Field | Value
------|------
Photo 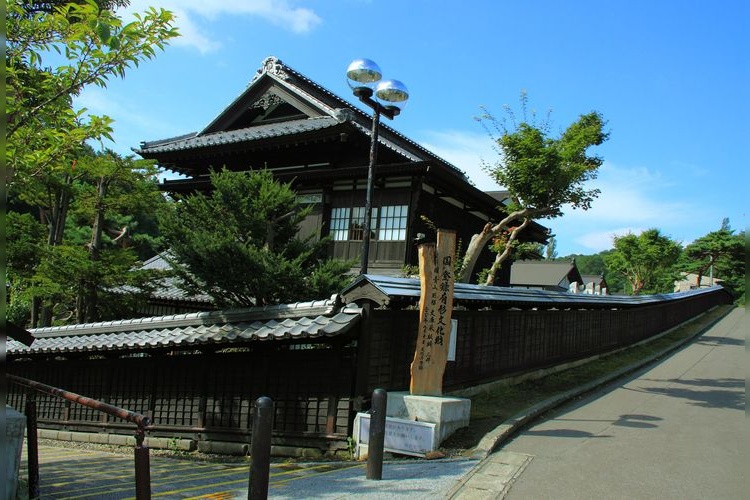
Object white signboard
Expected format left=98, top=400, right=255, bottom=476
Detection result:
left=356, top=413, right=436, bottom=457
left=296, top=193, right=323, bottom=204
left=447, top=319, right=458, bottom=361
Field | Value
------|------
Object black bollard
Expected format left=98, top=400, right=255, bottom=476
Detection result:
left=249, top=396, right=274, bottom=500
left=26, top=394, right=40, bottom=500
left=366, top=388, right=387, bottom=480
left=133, top=422, right=152, bottom=500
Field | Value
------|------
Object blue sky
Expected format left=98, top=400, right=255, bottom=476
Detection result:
left=76, top=0, right=749, bottom=256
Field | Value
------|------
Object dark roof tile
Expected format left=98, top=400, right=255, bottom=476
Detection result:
left=137, top=116, right=340, bottom=154
left=7, top=298, right=362, bottom=356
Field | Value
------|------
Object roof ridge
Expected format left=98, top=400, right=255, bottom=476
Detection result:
left=29, top=297, right=341, bottom=337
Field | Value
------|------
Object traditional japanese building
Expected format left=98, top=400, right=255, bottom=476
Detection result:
left=136, top=56, right=548, bottom=281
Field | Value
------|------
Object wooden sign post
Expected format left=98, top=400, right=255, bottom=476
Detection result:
left=410, top=229, right=456, bottom=396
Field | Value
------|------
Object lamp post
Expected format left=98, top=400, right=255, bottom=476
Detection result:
left=346, top=59, right=409, bottom=275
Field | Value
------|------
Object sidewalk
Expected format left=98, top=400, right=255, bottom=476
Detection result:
left=449, top=305, right=745, bottom=499
left=20, top=306, right=740, bottom=499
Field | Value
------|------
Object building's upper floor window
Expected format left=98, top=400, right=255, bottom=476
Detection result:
left=330, top=205, right=408, bottom=241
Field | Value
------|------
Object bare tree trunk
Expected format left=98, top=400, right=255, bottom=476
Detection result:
left=457, top=207, right=546, bottom=283
left=457, top=223, right=495, bottom=283
left=76, top=280, right=86, bottom=324
left=695, top=256, right=714, bottom=288
left=34, top=175, right=74, bottom=327
left=30, top=297, right=41, bottom=328
left=83, top=176, right=109, bottom=323
left=483, top=218, right=531, bottom=285
left=46, top=174, right=73, bottom=246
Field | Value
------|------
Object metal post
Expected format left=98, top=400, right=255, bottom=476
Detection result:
left=360, top=108, right=381, bottom=275
left=249, top=396, right=274, bottom=500
left=26, top=393, right=40, bottom=499
left=133, top=425, right=151, bottom=500
left=366, top=388, right=387, bottom=480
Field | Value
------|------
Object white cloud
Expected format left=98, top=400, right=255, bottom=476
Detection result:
left=121, top=0, right=321, bottom=54
left=573, top=227, right=646, bottom=253
left=73, top=88, right=182, bottom=156
left=560, top=162, right=690, bottom=224
left=549, top=162, right=698, bottom=254
left=74, top=88, right=170, bottom=133
left=417, top=130, right=501, bottom=192
left=167, top=8, right=222, bottom=54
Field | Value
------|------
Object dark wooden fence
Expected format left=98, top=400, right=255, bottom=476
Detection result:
left=359, top=286, right=732, bottom=393
left=7, top=343, right=357, bottom=455
left=7, top=285, right=731, bottom=455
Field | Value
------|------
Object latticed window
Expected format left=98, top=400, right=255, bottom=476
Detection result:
left=330, top=205, right=408, bottom=241
left=378, top=205, right=408, bottom=241
left=349, top=207, right=377, bottom=241
left=330, top=207, right=350, bottom=241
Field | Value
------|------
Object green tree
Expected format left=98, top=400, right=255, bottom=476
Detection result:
left=7, top=0, right=177, bottom=186
left=604, top=229, right=682, bottom=295
left=6, top=0, right=177, bottom=139
left=6, top=212, right=47, bottom=324
left=545, top=236, right=558, bottom=260
left=10, top=150, right=167, bottom=326
left=6, top=0, right=177, bottom=325
left=681, top=219, right=745, bottom=298
left=458, top=94, right=609, bottom=284
left=158, top=169, right=353, bottom=307
left=67, top=150, right=166, bottom=322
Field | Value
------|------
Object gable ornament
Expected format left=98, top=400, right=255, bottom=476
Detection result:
left=252, top=56, right=291, bottom=83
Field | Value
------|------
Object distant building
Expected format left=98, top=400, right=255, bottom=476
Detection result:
left=581, top=274, right=609, bottom=295
left=126, top=254, right=215, bottom=316
left=509, top=260, right=584, bottom=293
left=674, top=272, right=722, bottom=292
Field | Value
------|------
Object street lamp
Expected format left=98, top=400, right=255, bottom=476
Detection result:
left=346, top=59, right=409, bottom=275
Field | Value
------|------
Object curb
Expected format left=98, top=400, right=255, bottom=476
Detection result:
left=445, top=305, right=733, bottom=497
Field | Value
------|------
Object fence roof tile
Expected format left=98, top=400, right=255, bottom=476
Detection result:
left=8, top=297, right=362, bottom=356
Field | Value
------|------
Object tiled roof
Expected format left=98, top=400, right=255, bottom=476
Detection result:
left=340, top=274, right=725, bottom=309
left=349, top=121, right=421, bottom=162
left=510, top=260, right=581, bottom=287
left=137, top=116, right=340, bottom=154
left=136, top=56, right=468, bottom=179
left=243, top=57, right=466, bottom=176
left=581, top=274, right=607, bottom=285
left=7, top=299, right=363, bottom=356
left=112, top=254, right=213, bottom=304
left=137, top=254, right=213, bottom=304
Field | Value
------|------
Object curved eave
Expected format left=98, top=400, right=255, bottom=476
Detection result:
left=7, top=304, right=363, bottom=358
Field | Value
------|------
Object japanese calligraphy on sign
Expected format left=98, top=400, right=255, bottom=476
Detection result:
left=410, top=229, right=456, bottom=396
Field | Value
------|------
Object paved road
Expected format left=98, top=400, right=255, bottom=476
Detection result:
left=501, top=307, right=747, bottom=500
left=20, top=444, right=476, bottom=499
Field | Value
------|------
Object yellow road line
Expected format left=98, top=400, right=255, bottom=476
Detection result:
left=40, top=459, right=242, bottom=482
left=186, top=492, right=236, bottom=500
left=144, top=477, right=249, bottom=498
left=56, top=465, right=249, bottom=499
left=137, top=463, right=358, bottom=499
left=148, top=465, right=248, bottom=485
left=271, top=463, right=364, bottom=487
left=29, top=445, right=365, bottom=500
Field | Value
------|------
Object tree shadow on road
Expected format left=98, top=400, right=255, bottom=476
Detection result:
left=636, top=378, right=744, bottom=411
left=523, top=428, right=613, bottom=438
